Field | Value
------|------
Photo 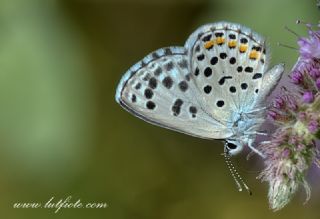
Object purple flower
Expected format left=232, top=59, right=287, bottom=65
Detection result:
left=273, top=96, right=285, bottom=109
left=298, top=112, right=306, bottom=121
left=267, top=110, right=278, bottom=120
left=302, top=91, right=314, bottom=103
left=308, top=120, right=318, bottom=133
left=282, top=148, right=291, bottom=158
left=291, top=70, right=303, bottom=84
left=298, top=31, right=320, bottom=60
left=286, top=96, right=298, bottom=111
left=259, top=18, right=320, bottom=211
left=316, top=78, right=320, bottom=89
left=258, top=130, right=317, bottom=211
left=308, top=68, right=320, bottom=79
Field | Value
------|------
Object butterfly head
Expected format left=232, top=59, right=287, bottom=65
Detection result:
left=224, top=139, right=244, bottom=156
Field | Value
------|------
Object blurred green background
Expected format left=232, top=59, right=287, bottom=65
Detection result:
left=0, top=0, right=319, bottom=218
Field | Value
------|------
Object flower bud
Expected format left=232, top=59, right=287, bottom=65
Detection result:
left=302, top=91, right=314, bottom=103
left=308, top=120, right=319, bottom=133
left=291, top=71, right=303, bottom=84
left=316, top=78, right=320, bottom=89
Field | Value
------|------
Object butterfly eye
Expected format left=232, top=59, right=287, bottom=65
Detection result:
left=227, top=142, right=237, bottom=150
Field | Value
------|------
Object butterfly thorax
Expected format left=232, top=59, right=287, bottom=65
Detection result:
left=225, top=109, right=265, bottom=155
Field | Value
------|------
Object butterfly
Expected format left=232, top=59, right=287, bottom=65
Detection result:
left=115, top=21, right=284, bottom=158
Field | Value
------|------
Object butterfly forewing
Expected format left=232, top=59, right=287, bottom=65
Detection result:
left=116, top=47, right=233, bottom=139
left=185, top=22, right=269, bottom=125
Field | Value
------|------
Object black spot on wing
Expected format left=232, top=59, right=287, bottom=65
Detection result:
left=204, top=67, right=212, bottom=77
left=141, top=60, right=147, bottom=67
left=172, top=99, right=183, bottom=116
left=135, top=83, right=141, bottom=90
left=154, top=67, right=162, bottom=76
left=197, top=32, right=204, bottom=39
left=216, top=100, right=225, bottom=107
left=202, top=34, right=212, bottom=42
left=203, top=85, right=212, bottom=94
left=229, top=86, right=236, bottom=93
left=252, top=73, right=262, bottom=79
left=220, top=53, right=227, bottom=59
left=195, top=44, right=200, bottom=52
left=197, top=54, right=205, bottom=61
left=241, top=83, right=248, bottom=90
left=178, top=59, right=188, bottom=69
left=229, top=34, right=236, bottom=39
left=229, top=57, right=236, bottom=64
left=211, top=57, right=218, bottom=65
left=252, top=46, right=262, bottom=51
left=144, top=88, right=153, bottom=99
left=152, top=52, right=160, bottom=59
left=178, top=81, right=188, bottom=92
left=162, top=76, right=173, bottom=89
left=215, top=32, right=224, bottom=37
left=164, top=48, right=173, bottom=56
left=131, top=94, right=136, bottom=103
left=218, top=76, right=232, bottom=85
left=240, top=38, right=248, bottom=44
left=189, top=106, right=197, bottom=118
left=143, top=73, right=151, bottom=81
left=237, top=66, right=243, bottom=72
left=148, top=77, right=157, bottom=89
left=165, top=62, right=174, bottom=71
left=146, top=101, right=156, bottom=110
left=185, top=73, right=191, bottom=81
left=245, top=67, right=253, bottom=73
left=194, top=67, right=200, bottom=76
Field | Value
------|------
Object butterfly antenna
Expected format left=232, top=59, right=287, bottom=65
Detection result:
left=284, top=25, right=301, bottom=38
left=296, top=19, right=315, bottom=28
left=296, top=19, right=320, bottom=37
left=223, top=150, right=252, bottom=195
left=277, top=42, right=298, bottom=50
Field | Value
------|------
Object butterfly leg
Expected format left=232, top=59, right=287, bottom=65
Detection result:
left=244, top=130, right=268, bottom=136
left=246, top=107, right=267, bottom=114
left=247, top=138, right=266, bottom=158
left=247, top=140, right=271, bottom=160
left=246, top=151, right=255, bottom=160
left=259, top=140, right=271, bottom=145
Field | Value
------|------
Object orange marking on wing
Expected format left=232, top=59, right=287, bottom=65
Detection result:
left=204, top=40, right=215, bottom=49
left=239, top=44, right=248, bottom=53
left=249, top=50, right=260, bottom=59
left=228, top=40, right=237, bottom=48
left=216, top=37, right=225, bottom=45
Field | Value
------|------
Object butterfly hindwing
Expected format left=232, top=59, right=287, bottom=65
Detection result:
left=116, top=47, right=233, bottom=139
left=116, top=47, right=235, bottom=139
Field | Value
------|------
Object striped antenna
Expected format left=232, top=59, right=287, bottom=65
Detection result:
left=224, top=146, right=252, bottom=195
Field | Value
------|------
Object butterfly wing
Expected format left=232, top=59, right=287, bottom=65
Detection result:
left=185, top=22, right=282, bottom=125
left=115, top=47, right=233, bottom=139
left=256, top=63, right=284, bottom=105
left=116, top=22, right=283, bottom=140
